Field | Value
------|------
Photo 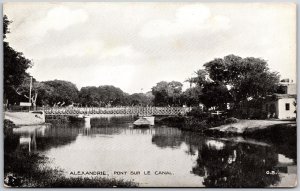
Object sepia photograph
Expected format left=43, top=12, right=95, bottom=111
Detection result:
left=3, top=2, right=297, bottom=188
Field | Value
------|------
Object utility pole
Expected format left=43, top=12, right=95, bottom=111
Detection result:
left=29, top=76, right=32, bottom=110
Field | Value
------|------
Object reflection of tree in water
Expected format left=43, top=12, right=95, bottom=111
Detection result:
left=151, top=126, right=183, bottom=149
left=91, top=116, right=135, bottom=128
left=192, top=140, right=280, bottom=187
left=151, top=126, right=205, bottom=154
left=35, top=127, right=79, bottom=151
left=4, top=129, right=20, bottom=154
left=245, top=125, right=297, bottom=164
left=37, top=116, right=136, bottom=150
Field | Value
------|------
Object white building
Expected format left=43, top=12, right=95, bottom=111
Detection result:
left=262, top=82, right=296, bottom=120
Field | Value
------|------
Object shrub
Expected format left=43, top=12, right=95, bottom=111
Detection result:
left=183, top=117, right=211, bottom=132
left=251, top=111, right=268, bottom=119
left=187, top=107, right=210, bottom=120
left=4, top=119, right=19, bottom=137
left=155, top=116, right=185, bottom=127
left=224, top=117, right=239, bottom=124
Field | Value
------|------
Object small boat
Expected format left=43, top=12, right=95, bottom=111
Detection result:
left=133, top=117, right=151, bottom=128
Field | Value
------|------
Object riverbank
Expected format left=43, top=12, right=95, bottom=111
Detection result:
left=5, top=111, right=45, bottom=126
left=155, top=115, right=296, bottom=140
left=205, top=119, right=296, bottom=135
left=155, top=115, right=235, bottom=133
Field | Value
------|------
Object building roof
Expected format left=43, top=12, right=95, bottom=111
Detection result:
left=265, top=94, right=296, bottom=101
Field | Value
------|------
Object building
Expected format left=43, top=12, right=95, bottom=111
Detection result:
left=262, top=81, right=296, bottom=119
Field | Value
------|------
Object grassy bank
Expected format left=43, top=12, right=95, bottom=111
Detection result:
left=4, top=119, right=138, bottom=188
left=155, top=110, right=238, bottom=133
left=205, top=119, right=296, bottom=135
left=155, top=106, right=296, bottom=136
left=5, top=147, right=138, bottom=188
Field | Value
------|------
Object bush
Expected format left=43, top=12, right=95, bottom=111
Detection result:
left=183, top=117, right=211, bottom=132
left=155, top=116, right=185, bottom=127
left=187, top=107, right=210, bottom=120
left=251, top=111, right=268, bottom=119
left=224, top=117, right=239, bottom=124
left=4, top=119, right=19, bottom=136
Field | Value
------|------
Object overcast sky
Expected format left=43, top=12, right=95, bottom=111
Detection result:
left=4, top=2, right=296, bottom=94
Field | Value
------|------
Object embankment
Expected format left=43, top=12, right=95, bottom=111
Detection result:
left=4, top=111, right=45, bottom=126
left=206, top=119, right=295, bottom=135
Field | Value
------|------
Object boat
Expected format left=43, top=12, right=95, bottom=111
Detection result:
left=133, top=117, right=151, bottom=128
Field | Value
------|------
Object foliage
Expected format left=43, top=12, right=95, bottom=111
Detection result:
left=204, top=55, right=280, bottom=104
left=79, top=85, right=128, bottom=107
left=40, top=80, right=79, bottom=106
left=151, top=81, right=183, bottom=106
left=224, top=117, right=239, bottom=124
left=183, top=118, right=210, bottom=132
left=200, top=82, right=232, bottom=110
left=3, top=15, right=11, bottom=39
left=4, top=15, right=33, bottom=104
left=185, top=55, right=280, bottom=110
left=4, top=151, right=137, bottom=188
left=42, top=177, right=138, bottom=188
left=127, top=93, right=153, bottom=106
left=155, top=116, right=186, bottom=127
left=186, top=107, right=210, bottom=119
left=181, top=87, right=202, bottom=107
left=4, top=119, right=19, bottom=137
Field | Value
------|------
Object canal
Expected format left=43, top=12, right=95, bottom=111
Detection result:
left=5, top=115, right=297, bottom=187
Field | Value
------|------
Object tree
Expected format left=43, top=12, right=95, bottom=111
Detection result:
left=152, top=81, right=169, bottom=106
left=151, top=81, right=183, bottom=106
left=128, top=93, right=153, bottom=106
left=79, top=86, right=101, bottom=106
left=168, top=81, right=183, bottom=105
left=203, top=55, right=280, bottom=105
left=14, top=77, right=40, bottom=109
left=4, top=15, right=33, bottom=104
left=185, top=69, right=209, bottom=88
left=182, top=87, right=202, bottom=107
left=78, top=85, right=129, bottom=107
left=97, top=85, right=127, bottom=106
left=3, top=15, right=11, bottom=39
left=41, top=80, right=79, bottom=106
left=200, top=82, right=232, bottom=110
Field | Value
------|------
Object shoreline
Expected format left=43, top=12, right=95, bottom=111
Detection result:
left=155, top=116, right=296, bottom=138
left=206, top=119, right=296, bottom=135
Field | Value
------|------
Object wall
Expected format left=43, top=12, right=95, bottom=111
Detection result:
left=278, top=98, right=296, bottom=119
left=287, top=84, right=297, bottom=94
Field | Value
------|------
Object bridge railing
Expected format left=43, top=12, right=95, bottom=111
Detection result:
left=40, top=106, right=191, bottom=116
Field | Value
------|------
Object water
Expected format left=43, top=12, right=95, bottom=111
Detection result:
left=6, top=116, right=297, bottom=187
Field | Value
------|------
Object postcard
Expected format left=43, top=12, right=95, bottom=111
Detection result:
left=3, top=2, right=297, bottom=188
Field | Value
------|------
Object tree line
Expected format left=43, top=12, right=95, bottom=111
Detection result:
left=4, top=15, right=280, bottom=110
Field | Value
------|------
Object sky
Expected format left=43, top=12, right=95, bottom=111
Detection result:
left=4, top=2, right=296, bottom=94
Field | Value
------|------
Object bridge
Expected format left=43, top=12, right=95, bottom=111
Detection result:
left=42, top=106, right=190, bottom=116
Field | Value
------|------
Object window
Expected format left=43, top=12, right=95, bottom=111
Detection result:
left=285, top=103, right=290, bottom=111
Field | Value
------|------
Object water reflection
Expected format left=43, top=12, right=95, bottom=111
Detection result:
left=5, top=115, right=297, bottom=187
left=12, top=125, right=50, bottom=153
left=193, top=140, right=281, bottom=187
left=151, top=126, right=182, bottom=149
